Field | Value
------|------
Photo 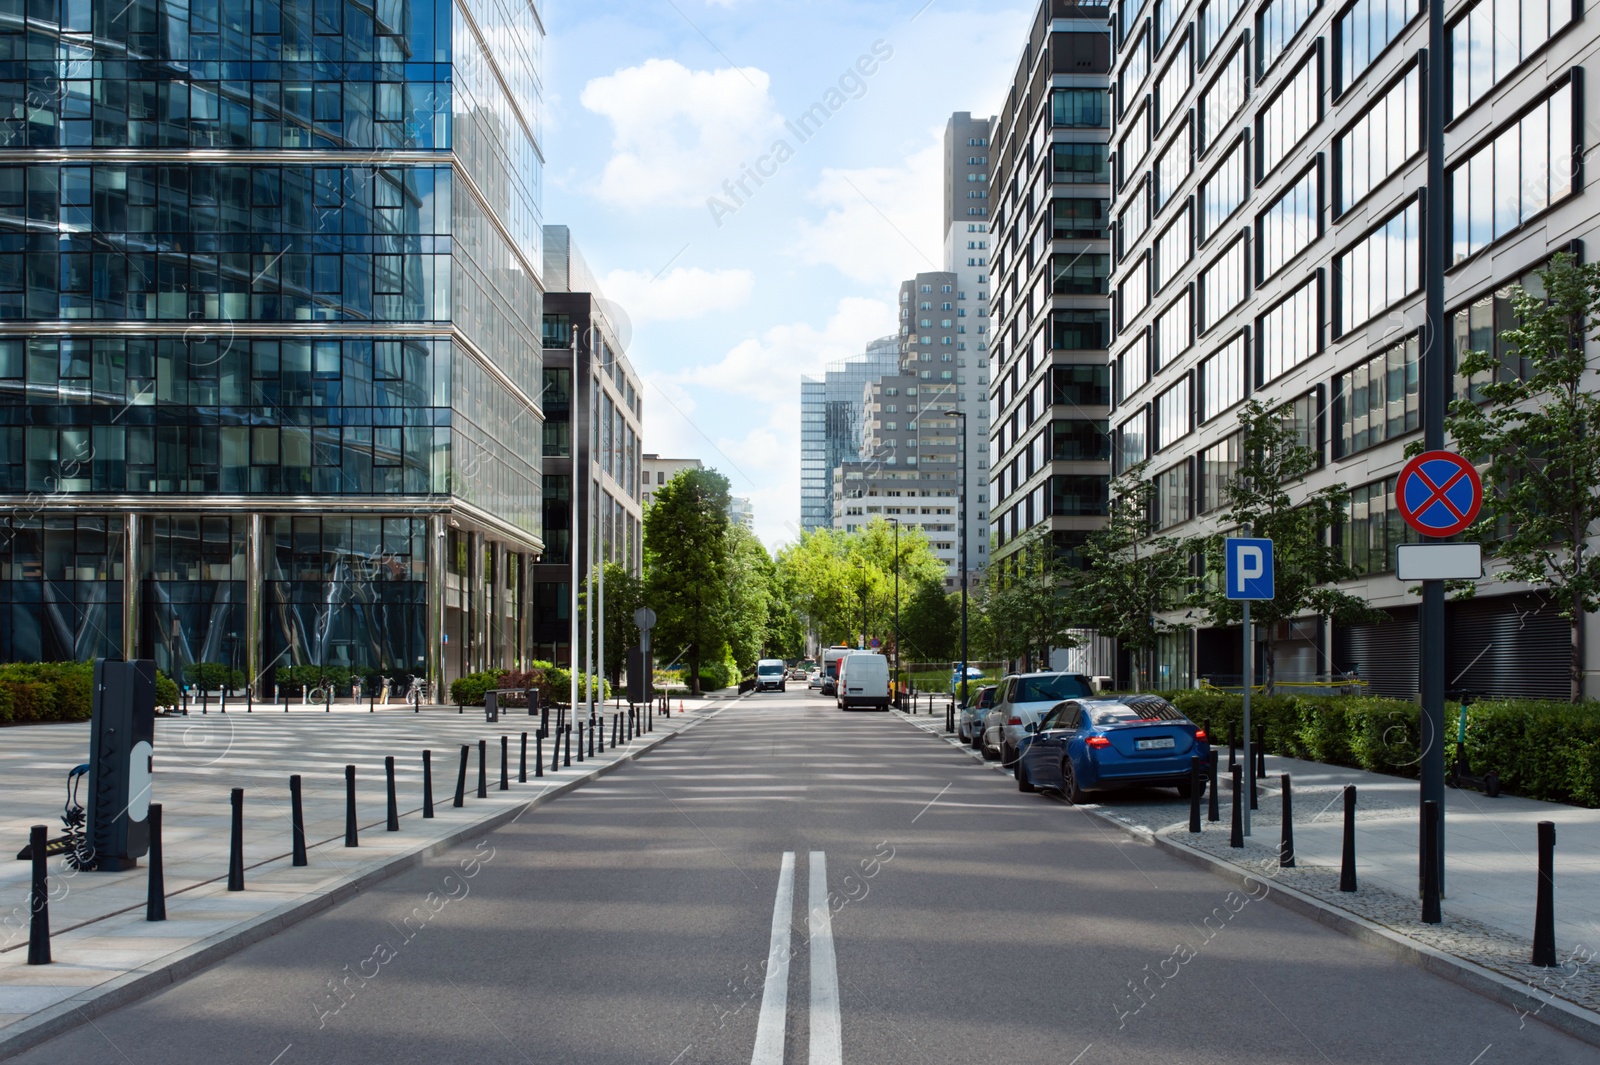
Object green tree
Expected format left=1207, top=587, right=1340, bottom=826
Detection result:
left=978, top=526, right=1079, bottom=669
left=1447, top=253, right=1600, bottom=701
left=900, top=579, right=959, bottom=663
left=1076, top=464, right=1193, bottom=691
left=726, top=524, right=774, bottom=672
left=777, top=519, right=947, bottom=649
left=593, top=561, right=644, bottom=687
left=1192, top=399, right=1376, bottom=691
left=764, top=562, right=807, bottom=659
left=644, top=467, right=732, bottom=695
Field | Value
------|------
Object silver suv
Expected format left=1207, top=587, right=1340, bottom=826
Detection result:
left=981, top=671, right=1096, bottom=765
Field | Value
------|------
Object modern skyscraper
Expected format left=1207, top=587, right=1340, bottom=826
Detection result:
left=799, top=337, right=900, bottom=532
left=0, top=2, right=547, bottom=697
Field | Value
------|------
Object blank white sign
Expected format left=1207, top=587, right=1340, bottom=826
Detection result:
left=1396, top=543, right=1483, bottom=581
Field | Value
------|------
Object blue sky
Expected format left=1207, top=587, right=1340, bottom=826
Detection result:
left=540, top=0, right=1036, bottom=548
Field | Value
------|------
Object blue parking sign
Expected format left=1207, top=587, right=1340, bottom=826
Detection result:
left=1225, top=538, right=1274, bottom=600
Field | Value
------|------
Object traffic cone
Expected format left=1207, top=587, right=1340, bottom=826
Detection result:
left=678, top=697, right=684, bottom=713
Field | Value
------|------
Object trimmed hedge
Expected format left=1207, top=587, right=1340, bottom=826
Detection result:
left=449, top=666, right=605, bottom=707
left=1143, top=690, right=1600, bottom=808
left=0, top=661, right=179, bottom=724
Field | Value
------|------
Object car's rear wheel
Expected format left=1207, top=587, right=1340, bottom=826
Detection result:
left=980, top=731, right=998, bottom=760
left=1000, top=742, right=1018, bottom=768
left=1061, top=757, right=1088, bottom=804
left=1175, top=778, right=1194, bottom=799
left=1016, top=755, right=1037, bottom=793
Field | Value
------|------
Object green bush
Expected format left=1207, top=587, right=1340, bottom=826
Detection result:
left=276, top=664, right=354, bottom=695
left=450, top=670, right=507, bottom=706
left=184, top=661, right=246, bottom=692
left=698, top=658, right=738, bottom=692
left=3, top=680, right=56, bottom=722
left=155, top=670, right=179, bottom=710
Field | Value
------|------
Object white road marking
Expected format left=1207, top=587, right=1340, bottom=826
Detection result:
left=808, top=851, right=843, bottom=1065
left=750, top=852, right=796, bottom=1065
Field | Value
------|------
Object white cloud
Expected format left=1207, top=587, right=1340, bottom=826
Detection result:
left=674, top=296, right=895, bottom=404
left=598, top=266, right=755, bottom=323
left=791, top=137, right=945, bottom=286
left=580, top=59, right=787, bottom=209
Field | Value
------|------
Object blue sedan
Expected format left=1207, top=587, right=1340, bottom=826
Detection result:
left=1014, top=696, right=1210, bottom=803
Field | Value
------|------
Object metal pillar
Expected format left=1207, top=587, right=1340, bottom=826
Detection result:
left=246, top=513, right=263, bottom=697
left=122, top=512, right=142, bottom=662
left=427, top=514, right=447, bottom=701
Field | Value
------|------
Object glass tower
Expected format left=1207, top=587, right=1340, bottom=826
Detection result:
left=0, top=0, right=546, bottom=695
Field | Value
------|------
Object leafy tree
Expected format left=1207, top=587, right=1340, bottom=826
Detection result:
left=777, top=519, right=947, bottom=649
left=1446, top=253, right=1600, bottom=701
left=900, top=579, right=959, bottom=664
left=726, top=524, right=774, bottom=672
left=644, top=467, right=732, bottom=694
left=591, top=561, right=643, bottom=687
left=1075, top=463, right=1193, bottom=691
left=1192, top=399, right=1377, bottom=691
left=764, top=562, right=807, bottom=659
left=977, top=526, right=1079, bottom=669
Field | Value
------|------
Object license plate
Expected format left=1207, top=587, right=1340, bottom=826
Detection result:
left=1136, top=737, right=1176, bottom=750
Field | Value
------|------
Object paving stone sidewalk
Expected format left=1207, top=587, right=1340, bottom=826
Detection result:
left=0, top=696, right=721, bottom=1051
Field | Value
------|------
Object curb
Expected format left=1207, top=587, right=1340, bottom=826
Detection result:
left=886, top=709, right=1600, bottom=1049
left=0, top=704, right=728, bottom=1062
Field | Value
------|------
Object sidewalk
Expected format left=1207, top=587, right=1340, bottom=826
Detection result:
left=0, top=697, right=723, bottom=1059
left=890, top=708, right=1600, bottom=1031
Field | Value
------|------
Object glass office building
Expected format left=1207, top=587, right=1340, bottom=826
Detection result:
left=0, top=0, right=546, bottom=694
left=799, top=337, right=900, bottom=532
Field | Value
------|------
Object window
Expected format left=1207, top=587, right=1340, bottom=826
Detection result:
left=1199, top=235, right=1247, bottom=330
left=1154, top=120, right=1193, bottom=210
left=1055, top=364, right=1112, bottom=406
left=1199, top=331, right=1247, bottom=421
left=1450, top=0, right=1574, bottom=118
left=1199, top=137, right=1248, bottom=239
left=1199, top=40, right=1249, bottom=151
left=1155, top=460, right=1192, bottom=528
left=1117, top=407, right=1149, bottom=474
left=1449, top=80, right=1576, bottom=265
left=1336, top=197, right=1419, bottom=333
left=1118, top=178, right=1150, bottom=258
left=1121, top=26, right=1152, bottom=107
left=1053, top=310, right=1112, bottom=349
left=1335, top=62, right=1420, bottom=214
left=1155, top=0, right=1183, bottom=47
left=1257, top=273, right=1320, bottom=384
left=1257, top=0, right=1321, bottom=77
left=1117, top=331, right=1151, bottom=402
left=1155, top=34, right=1193, bottom=131
left=1052, top=419, right=1112, bottom=460
left=1120, top=254, right=1151, bottom=324
left=1053, top=253, right=1111, bottom=294
left=1336, top=0, right=1421, bottom=94
left=1053, top=476, right=1112, bottom=516
left=1199, top=430, right=1243, bottom=512
left=1333, top=334, right=1419, bottom=457
left=1155, top=288, right=1194, bottom=369
left=1257, top=49, right=1321, bottom=178
left=1154, top=204, right=1192, bottom=291
left=1256, top=161, right=1320, bottom=282
left=1054, top=88, right=1109, bottom=126
left=1452, top=268, right=1545, bottom=402
left=1341, top=476, right=1420, bottom=575
left=1055, top=142, right=1112, bottom=184
left=1056, top=198, right=1111, bottom=238
left=1198, top=0, right=1247, bottom=60
left=1155, top=376, right=1192, bottom=449
left=1118, top=105, right=1151, bottom=187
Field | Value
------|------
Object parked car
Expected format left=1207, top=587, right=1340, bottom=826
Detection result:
left=1014, top=695, right=1210, bottom=802
left=836, top=652, right=890, bottom=710
left=807, top=670, right=823, bottom=689
left=981, top=672, right=1096, bottom=765
left=754, top=658, right=787, bottom=692
left=957, top=685, right=997, bottom=746
left=820, top=646, right=852, bottom=696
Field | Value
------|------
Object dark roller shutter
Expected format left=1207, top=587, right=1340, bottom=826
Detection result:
left=1446, top=593, right=1569, bottom=700
left=1334, top=607, right=1418, bottom=698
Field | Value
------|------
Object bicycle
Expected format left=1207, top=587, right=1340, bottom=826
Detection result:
left=308, top=684, right=332, bottom=706
left=406, top=676, right=428, bottom=709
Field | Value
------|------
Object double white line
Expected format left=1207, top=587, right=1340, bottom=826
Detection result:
left=751, top=851, right=841, bottom=1065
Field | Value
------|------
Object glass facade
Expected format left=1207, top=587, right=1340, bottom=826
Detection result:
left=0, top=0, right=548, bottom=688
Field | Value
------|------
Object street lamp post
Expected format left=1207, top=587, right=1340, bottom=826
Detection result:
left=886, top=517, right=900, bottom=706
left=944, top=408, right=969, bottom=714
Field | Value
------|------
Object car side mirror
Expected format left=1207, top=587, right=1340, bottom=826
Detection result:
left=1023, top=722, right=1037, bottom=734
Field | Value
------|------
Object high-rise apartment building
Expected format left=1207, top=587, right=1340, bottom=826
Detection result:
left=532, top=227, right=643, bottom=666
left=1106, top=0, right=1594, bottom=696
left=988, top=4, right=1116, bottom=575
left=0, top=1, right=547, bottom=696
left=799, top=338, right=900, bottom=532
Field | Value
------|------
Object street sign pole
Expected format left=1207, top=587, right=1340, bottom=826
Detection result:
left=1241, top=598, right=1252, bottom=838
left=1225, top=537, right=1274, bottom=840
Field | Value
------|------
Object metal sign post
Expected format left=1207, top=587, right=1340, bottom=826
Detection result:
left=634, top=607, right=656, bottom=708
left=1225, top=537, right=1274, bottom=838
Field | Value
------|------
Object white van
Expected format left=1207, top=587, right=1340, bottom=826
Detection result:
left=836, top=652, right=890, bottom=710
left=820, top=646, right=852, bottom=696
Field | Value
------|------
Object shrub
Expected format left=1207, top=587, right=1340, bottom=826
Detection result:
left=184, top=661, right=246, bottom=692
left=3, top=680, right=56, bottom=722
left=450, top=670, right=507, bottom=707
left=155, top=670, right=179, bottom=710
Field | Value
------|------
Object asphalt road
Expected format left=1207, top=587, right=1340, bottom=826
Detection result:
left=14, top=689, right=1595, bottom=1064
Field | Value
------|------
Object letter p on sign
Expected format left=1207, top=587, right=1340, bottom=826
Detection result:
left=1225, top=537, right=1274, bottom=601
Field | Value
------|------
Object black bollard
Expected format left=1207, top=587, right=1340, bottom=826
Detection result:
left=1421, top=799, right=1441, bottom=923
left=536, top=732, right=545, bottom=777
left=1279, top=773, right=1295, bottom=868
left=596, top=715, right=603, bottom=754
left=564, top=725, right=572, bottom=767
left=1188, top=756, right=1201, bottom=833
left=344, top=766, right=359, bottom=847
left=423, top=751, right=435, bottom=818
left=290, top=774, right=308, bottom=865
left=477, top=739, right=488, bottom=798
left=27, top=824, right=49, bottom=964
left=1229, top=765, right=1243, bottom=848
left=146, top=803, right=167, bottom=921
left=385, top=756, right=399, bottom=831
left=1340, top=785, right=1358, bottom=891
left=454, top=744, right=468, bottom=807
left=1256, top=724, right=1267, bottom=779
left=519, top=733, right=528, bottom=783
left=576, top=722, right=584, bottom=763
left=1228, top=727, right=1236, bottom=770
left=627, top=708, right=634, bottom=741
left=613, top=713, right=620, bottom=748
left=590, top=717, right=597, bottom=755
left=500, top=735, right=509, bottom=791
left=1249, top=751, right=1258, bottom=811
left=228, top=787, right=245, bottom=890
left=1208, top=750, right=1220, bottom=823
left=1533, top=820, right=1557, bottom=966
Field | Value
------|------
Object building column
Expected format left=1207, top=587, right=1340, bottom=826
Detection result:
left=469, top=530, right=486, bottom=673
left=122, top=512, right=141, bottom=662
left=427, top=514, right=446, bottom=698
left=246, top=513, right=264, bottom=696
left=492, top=540, right=508, bottom=670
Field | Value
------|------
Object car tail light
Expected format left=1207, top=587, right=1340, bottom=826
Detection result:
left=1194, top=729, right=1208, bottom=741
left=1085, top=736, right=1111, bottom=748
left=1006, top=716, right=1024, bottom=726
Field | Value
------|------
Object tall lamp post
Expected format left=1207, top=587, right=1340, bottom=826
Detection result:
left=886, top=517, right=900, bottom=705
left=944, top=408, right=969, bottom=714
